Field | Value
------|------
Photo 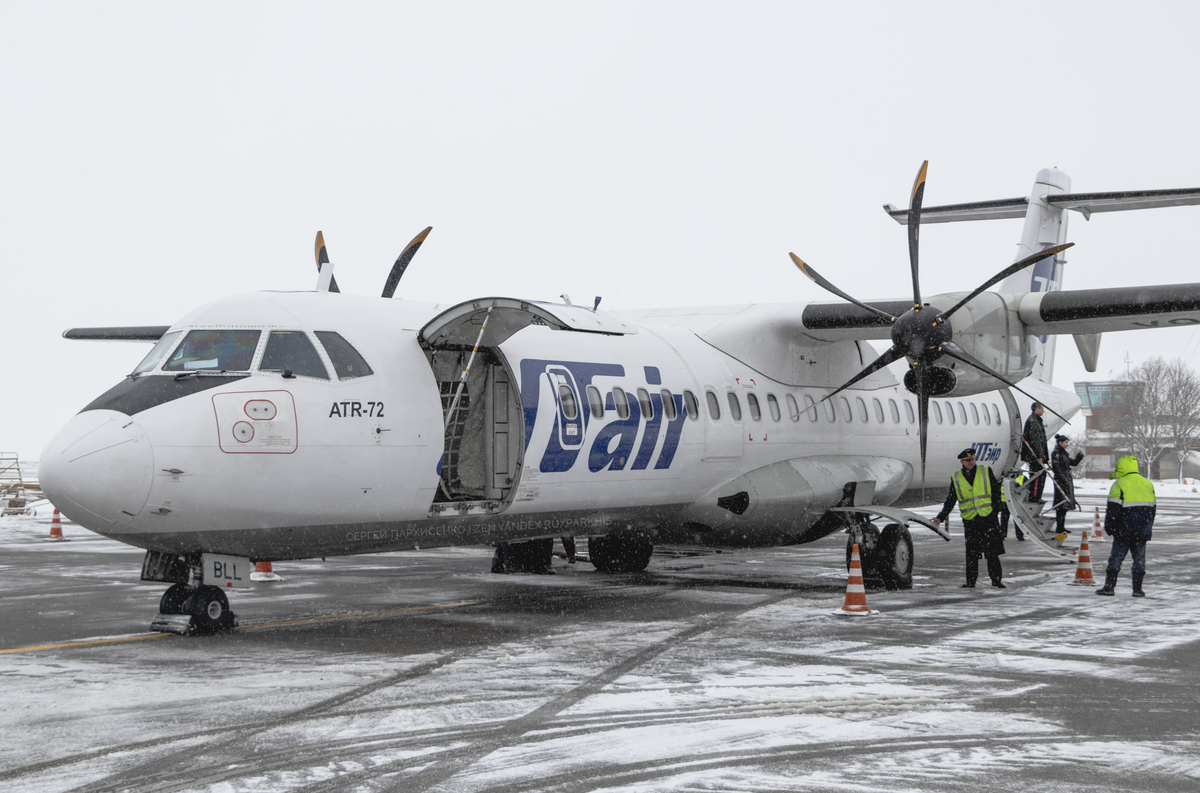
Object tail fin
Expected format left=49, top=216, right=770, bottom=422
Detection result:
left=998, top=168, right=1072, bottom=383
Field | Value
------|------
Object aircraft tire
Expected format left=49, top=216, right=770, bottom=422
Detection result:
left=876, top=523, right=914, bottom=590
left=183, top=585, right=235, bottom=634
left=159, top=583, right=190, bottom=615
left=845, top=524, right=882, bottom=584
left=590, top=533, right=653, bottom=573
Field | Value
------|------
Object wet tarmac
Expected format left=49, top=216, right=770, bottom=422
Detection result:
left=2, top=491, right=1199, bottom=792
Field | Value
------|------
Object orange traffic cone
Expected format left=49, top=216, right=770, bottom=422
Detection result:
left=1092, top=506, right=1105, bottom=541
left=835, top=543, right=875, bottom=615
left=250, top=561, right=283, bottom=582
left=1072, top=534, right=1096, bottom=586
left=46, top=509, right=65, bottom=541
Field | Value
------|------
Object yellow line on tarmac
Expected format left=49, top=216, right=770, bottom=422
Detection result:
left=0, top=601, right=484, bottom=654
left=0, top=633, right=171, bottom=654
left=236, top=600, right=485, bottom=630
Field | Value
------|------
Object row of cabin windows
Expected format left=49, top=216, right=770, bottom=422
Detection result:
left=134, top=328, right=374, bottom=380
left=570, top=383, right=1004, bottom=430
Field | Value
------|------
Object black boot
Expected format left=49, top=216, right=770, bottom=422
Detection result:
left=1096, top=571, right=1118, bottom=596
left=1132, top=571, right=1145, bottom=598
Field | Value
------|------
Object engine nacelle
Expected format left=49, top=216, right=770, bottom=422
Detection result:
left=921, top=292, right=1036, bottom=398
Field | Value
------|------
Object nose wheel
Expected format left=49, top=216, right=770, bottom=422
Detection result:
left=151, top=584, right=238, bottom=635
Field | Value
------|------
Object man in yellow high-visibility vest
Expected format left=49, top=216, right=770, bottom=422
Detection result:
left=933, top=448, right=1006, bottom=588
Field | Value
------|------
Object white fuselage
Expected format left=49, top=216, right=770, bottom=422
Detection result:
left=39, top=291, right=1079, bottom=560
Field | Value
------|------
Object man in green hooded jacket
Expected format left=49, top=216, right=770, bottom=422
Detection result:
left=1097, top=455, right=1156, bottom=597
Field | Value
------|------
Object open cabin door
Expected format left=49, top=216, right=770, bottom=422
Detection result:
left=419, top=297, right=635, bottom=514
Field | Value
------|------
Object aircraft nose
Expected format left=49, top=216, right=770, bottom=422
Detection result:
left=40, top=410, right=155, bottom=530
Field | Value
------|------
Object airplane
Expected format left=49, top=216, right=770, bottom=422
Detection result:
left=39, top=163, right=1200, bottom=635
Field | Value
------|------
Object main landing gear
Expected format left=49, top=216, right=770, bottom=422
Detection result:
left=490, top=533, right=654, bottom=574
left=846, top=521, right=914, bottom=590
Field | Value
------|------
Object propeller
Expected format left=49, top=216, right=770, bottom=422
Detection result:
left=314, top=231, right=340, bottom=293
left=382, top=226, right=432, bottom=299
left=791, top=161, right=1074, bottom=490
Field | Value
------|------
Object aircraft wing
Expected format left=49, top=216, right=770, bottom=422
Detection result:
left=1019, top=283, right=1200, bottom=335
left=63, top=326, right=171, bottom=341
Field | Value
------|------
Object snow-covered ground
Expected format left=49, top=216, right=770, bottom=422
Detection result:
left=1, top=490, right=1198, bottom=792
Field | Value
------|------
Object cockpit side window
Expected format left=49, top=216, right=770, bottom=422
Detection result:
left=259, top=331, right=330, bottom=379
left=315, top=331, right=374, bottom=379
left=133, top=330, right=182, bottom=374
left=163, top=330, right=261, bottom=372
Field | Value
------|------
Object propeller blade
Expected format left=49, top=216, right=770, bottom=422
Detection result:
left=793, top=346, right=906, bottom=418
left=790, top=253, right=896, bottom=322
left=938, top=341, right=1070, bottom=423
left=382, top=226, right=433, bottom=299
left=936, top=243, right=1074, bottom=324
left=314, top=231, right=340, bottom=294
left=907, top=161, right=928, bottom=309
left=914, top=366, right=929, bottom=497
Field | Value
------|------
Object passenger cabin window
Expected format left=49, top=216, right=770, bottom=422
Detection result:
left=747, top=393, right=761, bottom=421
left=259, top=331, right=329, bottom=379
left=727, top=392, right=742, bottom=421
left=637, top=388, right=654, bottom=420
left=992, top=404, right=1001, bottom=425
left=889, top=398, right=900, bottom=423
left=970, top=403, right=980, bottom=425
left=767, top=394, right=781, bottom=421
left=824, top=398, right=836, bottom=422
left=982, top=403, right=991, bottom=425
left=957, top=402, right=968, bottom=425
left=613, top=387, right=630, bottom=419
left=945, top=401, right=956, bottom=424
left=932, top=401, right=943, bottom=424
left=787, top=394, right=801, bottom=422
left=661, top=390, right=678, bottom=420
left=315, top=331, right=374, bottom=379
left=904, top=399, right=915, bottom=424
left=873, top=398, right=885, bottom=423
left=586, top=385, right=604, bottom=419
left=163, top=329, right=261, bottom=372
left=684, top=390, right=699, bottom=419
left=839, top=396, right=852, bottom=422
left=803, top=394, right=818, bottom=422
left=856, top=397, right=868, bottom=423
left=558, top=385, right=579, bottom=419
left=133, top=330, right=182, bottom=374
left=706, top=390, right=721, bottom=420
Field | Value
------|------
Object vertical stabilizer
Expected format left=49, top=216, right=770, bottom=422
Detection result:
left=998, top=168, right=1072, bottom=383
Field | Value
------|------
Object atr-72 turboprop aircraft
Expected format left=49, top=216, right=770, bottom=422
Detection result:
left=40, top=164, right=1200, bottom=634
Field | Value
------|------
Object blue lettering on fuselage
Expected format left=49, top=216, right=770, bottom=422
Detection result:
left=972, top=442, right=1003, bottom=464
left=520, top=358, right=687, bottom=474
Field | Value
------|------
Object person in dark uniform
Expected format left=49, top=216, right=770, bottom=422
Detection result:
left=1050, top=434, right=1085, bottom=536
left=933, top=448, right=1006, bottom=588
left=1021, top=402, right=1049, bottom=502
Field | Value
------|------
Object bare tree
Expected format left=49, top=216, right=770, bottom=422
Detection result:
left=1110, top=357, right=1172, bottom=476
left=1164, top=359, right=1200, bottom=483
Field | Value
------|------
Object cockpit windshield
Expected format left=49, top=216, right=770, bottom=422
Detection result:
left=162, top=330, right=261, bottom=372
left=132, top=330, right=182, bottom=375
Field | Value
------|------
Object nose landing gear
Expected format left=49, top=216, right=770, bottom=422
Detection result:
left=151, top=584, right=238, bottom=635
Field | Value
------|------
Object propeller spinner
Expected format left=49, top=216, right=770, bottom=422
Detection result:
left=790, top=161, right=1073, bottom=489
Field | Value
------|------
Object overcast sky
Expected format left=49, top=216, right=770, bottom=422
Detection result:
left=4, top=2, right=1200, bottom=460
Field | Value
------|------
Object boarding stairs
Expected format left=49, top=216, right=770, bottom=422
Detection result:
left=1, top=453, right=39, bottom=516
left=1002, top=468, right=1078, bottom=560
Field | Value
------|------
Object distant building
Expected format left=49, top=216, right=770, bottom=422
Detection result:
left=1074, top=380, right=1200, bottom=480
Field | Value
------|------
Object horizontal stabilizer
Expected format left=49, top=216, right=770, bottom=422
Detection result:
left=64, top=326, right=170, bottom=341
left=884, top=186, right=1200, bottom=224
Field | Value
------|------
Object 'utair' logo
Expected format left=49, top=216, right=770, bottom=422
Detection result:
left=971, top=442, right=1003, bottom=464
left=520, top=359, right=687, bottom=474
